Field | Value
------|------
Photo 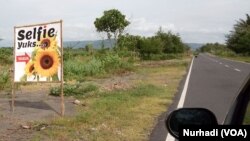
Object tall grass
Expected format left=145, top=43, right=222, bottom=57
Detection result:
left=32, top=55, right=190, bottom=141
left=0, top=47, right=13, bottom=65
left=64, top=58, right=104, bottom=80
left=0, top=67, right=11, bottom=90
left=45, top=84, right=171, bottom=141
left=64, top=53, right=133, bottom=81
left=50, top=82, right=98, bottom=97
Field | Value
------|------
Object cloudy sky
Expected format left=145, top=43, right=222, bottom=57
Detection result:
left=0, top=0, right=250, bottom=43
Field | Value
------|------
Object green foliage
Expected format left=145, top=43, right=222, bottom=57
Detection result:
left=0, top=48, right=12, bottom=91
left=137, top=37, right=164, bottom=60
left=0, top=68, right=11, bottom=90
left=94, top=9, right=130, bottom=46
left=64, top=58, right=104, bottom=80
left=85, top=43, right=94, bottom=53
left=63, top=51, right=133, bottom=81
left=0, top=47, right=13, bottom=65
left=117, top=28, right=187, bottom=60
left=151, top=53, right=184, bottom=60
left=156, top=28, right=186, bottom=54
left=226, top=14, right=250, bottom=55
left=63, top=48, right=88, bottom=61
left=98, top=84, right=163, bottom=98
left=129, top=84, right=164, bottom=97
left=100, top=54, right=121, bottom=71
left=199, top=43, right=236, bottom=57
left=117, top=34, right=141, bottom=51
left=50, top=82, right=98, bottom=97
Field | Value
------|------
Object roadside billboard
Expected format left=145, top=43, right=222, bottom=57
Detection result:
left=14, top=21, right=62, bottom=82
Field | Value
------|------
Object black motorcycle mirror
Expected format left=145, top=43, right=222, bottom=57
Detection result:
left=165, top=108, right=218, bottom=139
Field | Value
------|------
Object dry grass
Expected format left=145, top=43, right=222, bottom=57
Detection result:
left=31, top=58, right=190, bottom=141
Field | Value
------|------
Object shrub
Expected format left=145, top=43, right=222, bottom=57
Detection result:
left=140, top=53, right=183, bottom=60
left=84, top=58, right=104, bottom=76
left=50, top=82, right=98, bottom=97
left=0, top=47, right=13, bottom=65
left=101, top=53, right=134, bottom=73
left=64, top=52, right=134, bottom=80
left=0, top=68, right=11, bottom=90
left=64, top=58, right=105, bottom=80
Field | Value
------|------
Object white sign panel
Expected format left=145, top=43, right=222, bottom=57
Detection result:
left=14, top=21, right=62, bottom=82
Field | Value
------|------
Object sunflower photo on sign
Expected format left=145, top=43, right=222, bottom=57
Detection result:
left=34, top=48, right=60, bottom=78
left=14, top=21, right=62, bottom=82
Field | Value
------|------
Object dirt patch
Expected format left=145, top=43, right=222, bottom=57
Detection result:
left=0, top=84, right=76, bottom=141
left=94, top=72, right=138, bottom=91
left=92, top=60, right=183, bottom=92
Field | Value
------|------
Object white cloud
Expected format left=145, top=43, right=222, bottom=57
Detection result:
left=178, top=27, right=230, bottom=34
left=180, top=31, right=226, bottom=43
left=128, top=17, right=176, bottom=36
left=64, top=23, right=97, bottom=41
left=0, top=0, right=250, bottom=44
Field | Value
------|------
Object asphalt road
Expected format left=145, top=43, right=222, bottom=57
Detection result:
left=149, top=53, right=250, bottom=141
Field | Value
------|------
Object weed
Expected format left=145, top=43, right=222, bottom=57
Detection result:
left=0, top=47, right=13, bottom=65
left=41, top=58, right=189, bottom=141
left=64, top=53, right=133, bottom=81
left=50, top=82, right=98, bottom=97
left=0, top=68, right=11, bottom=90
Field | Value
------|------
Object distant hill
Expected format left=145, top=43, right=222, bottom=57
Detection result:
left=1, top=39, right=204, bottom=50
left=64, top=39, right=114, bottom=49
left=0, top=39, right=114, bottom=48
left=185, top=43, right=204, bottom=50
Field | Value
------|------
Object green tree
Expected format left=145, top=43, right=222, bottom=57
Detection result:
left=137, top=37, right=164, bottom=59
left=155, top=28, right=185, bottom=54
left=200, top=43, right=235, bottom=56
left=226, top=14, right=250, bottom=55
left=94, top=9, right=130, bottom=47
left=117, top=34, right=141, bottom=51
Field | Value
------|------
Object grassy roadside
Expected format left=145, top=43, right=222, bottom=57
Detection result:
left=205, top=52, right=250, bottom=63
left=217, top=55, right=250, bottom=63
left=0, top=66, right=11, bottom=91
left=31, top=59, right=190, bottom=141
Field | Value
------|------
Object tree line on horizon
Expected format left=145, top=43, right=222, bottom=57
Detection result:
left=94, top=9, right=189, bottom=60
left=199, top=14, right=250, bottom=56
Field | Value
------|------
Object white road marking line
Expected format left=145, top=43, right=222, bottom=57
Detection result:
left=165, top=58, right=194, bottom=141
left=203, top=54, right=244, bottom=73
left=234, top=68, right=241, bottom=72
left=177, top=58, right=194, bottom=108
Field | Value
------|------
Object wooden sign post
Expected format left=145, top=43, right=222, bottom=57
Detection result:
left=12, top=20, right=64, bottom=116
